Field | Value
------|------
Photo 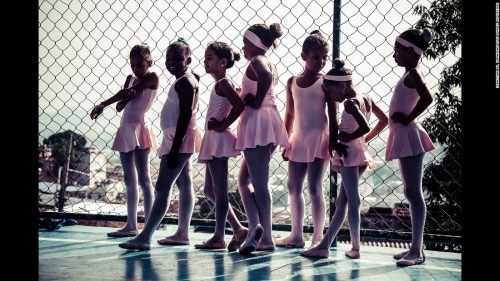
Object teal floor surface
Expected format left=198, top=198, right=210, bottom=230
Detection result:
left=39, top=224, right=461, bottom=281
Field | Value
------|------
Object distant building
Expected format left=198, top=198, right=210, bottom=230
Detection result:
left=107, top=163, right=124, bottom=182
left=86, top=179, right=125, bottom=202
left=73, top=147, right=107, bottom=187
left=38, top=145, right=108, bottom=187
left=38, top=157, right=59, bottom=182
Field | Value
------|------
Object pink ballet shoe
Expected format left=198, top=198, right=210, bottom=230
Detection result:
left=228, top=228, right=248, bottom=252
left=119, top=239, right=150, bottom=251
left=239, top=224, right=263, bottom=255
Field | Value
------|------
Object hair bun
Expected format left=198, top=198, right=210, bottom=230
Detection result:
left=234, top=52, right=241, bottom=61
left=269, top=23, right=283, bottom=39
left=422, top=28, right=435, bottom=43
left=334, top=58, right=345, bottom=69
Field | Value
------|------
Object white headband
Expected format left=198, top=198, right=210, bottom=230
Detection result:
left=323, top=75, right=352, bottom=81
left=395, top=36, right=424, bottom=55
left=244, top=30, right=269, bottom=51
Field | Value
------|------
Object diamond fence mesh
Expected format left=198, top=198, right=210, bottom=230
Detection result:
left=39, top=0, right=461, bottom=251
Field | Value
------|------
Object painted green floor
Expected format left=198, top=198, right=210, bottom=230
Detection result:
left=39, top=225, right=461, bottom=281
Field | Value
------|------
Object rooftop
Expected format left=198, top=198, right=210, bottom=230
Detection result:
left=39, top=224, right=462, bottom=281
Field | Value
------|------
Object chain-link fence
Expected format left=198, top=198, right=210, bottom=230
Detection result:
left=39, top=0, right=461, bottom=251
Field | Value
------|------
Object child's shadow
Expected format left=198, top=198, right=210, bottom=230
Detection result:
left=122, top=252, right=161, bottom=281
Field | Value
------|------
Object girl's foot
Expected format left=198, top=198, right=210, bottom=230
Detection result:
left=275, top=236, right=305, bottom=248
left=396, top=251, right=425, bottom=267
left=119, top=238, right=150, bottom=250
left=228, top=228, right=248, bottom=252
left=157, top=234, right=190, bottom=245
left=194, top=237, right=226, bottom=249
left=239, top=224, right=263, bottom=255
left=107, top=228, right=138, bottom=237
left=345, top=250, right=360, bottom=259
left=300, top=246, right=330, bottom=258
left=393, top=250, right=410, bottom=260
left=256, top=241, right=275, bottom=251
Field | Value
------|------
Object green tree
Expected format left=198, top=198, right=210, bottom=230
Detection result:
left=43, top=130, right=88, bottom=170
left=414, top=0, right=462, bottom=234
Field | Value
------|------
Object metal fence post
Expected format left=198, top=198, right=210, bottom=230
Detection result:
left=329, top=0, right=341, bottom=248
left=58, top=133, right=73, bottom=212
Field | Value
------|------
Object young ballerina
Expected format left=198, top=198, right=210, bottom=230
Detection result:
left=236, top=23, right=290, bottom=254
left=119, top=38, right=203, bottom=250
left=387, top=28, right=436, bottom=267
left=300, top=59, right=388, bottom=259
left=276, top=30, right=335, bottom=249
left=90, top=43, right=159, bottom=237
left=194, top=41, right=248, bottom=251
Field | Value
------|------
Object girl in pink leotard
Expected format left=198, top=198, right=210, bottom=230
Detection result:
left=276, top=30, right=336, bottom=249
left=387, top=28, right=436, bottom=267
left=194, top=41, right=248, bottom=252
left=236, top=23, right=290, bottom=255
left=118, top=38, right=203, bottom=250
left=90, top=43, right=159, bottom=238
left=300, top=58, right=388, bottom=259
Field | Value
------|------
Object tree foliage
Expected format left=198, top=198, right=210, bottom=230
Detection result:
left=43, top=130, right=88, bottom=169
left=414, top=0, right=462, bottom=233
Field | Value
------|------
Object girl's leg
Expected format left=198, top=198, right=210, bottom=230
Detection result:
left=306, top=158, right=329, bottom=244
left=133, top=148, right=154, bottom=224
left=207, top=157, right=229, bottom=242
left=238, top=157, right=259, bottom=230
left=166, top=157, right=195, bottom=242
left=243, top=144, right=275, bottom=246
left=398, top=153, right=426, bottom=261
left=118, top=151, right=139, bottom=232
left=204, top=161, right=246, bottom=233
left=340, top=165, right=367, bottom=258
left=119, top=153, right=191, bottom=249
left=300, top=181, right=349, bottom=258
left=276, top=160, right=307, bottom=246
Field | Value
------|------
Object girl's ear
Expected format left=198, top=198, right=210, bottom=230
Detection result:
left=221, top=58, right=228, bottom=68
left=148, top=60, right=153, bottom=67
left=300, top=52, right=307, bottom=61
left=186, top=56, right=192, bottom=65
left=340, top=82, right=347, bottom=93
left=405, top=46, right=415, bottom=56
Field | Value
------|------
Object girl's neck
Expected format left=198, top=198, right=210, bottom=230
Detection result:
left=404, top=61, right=419, bottom=72
left=212, top=72, right=226, bottom=82
left=346, top=88, right=357, bottom=99
left=175, top=68, right=189, bottom=79
left=250, top=52, right=266, bottom=60
left=302, top=67, right=320, bottom=78
left=135, top=71, right=150, bottom=79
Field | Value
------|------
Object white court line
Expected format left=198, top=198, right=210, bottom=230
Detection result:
left=39, top=237, right=121, bottom=245
left=350, top=258, right=462, bottom=272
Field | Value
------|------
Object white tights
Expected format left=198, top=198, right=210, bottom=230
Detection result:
left=204, top=157, right=246, bottom=241
left=286, top=158, right=328, bottom=242
left=119, top=148, right=154, bottom=231
left=399, top=153, right=426, bottom=255
left=238, top=144, right=276, bottom=245
left=132, top=153, right=193, bottom=243
left=316, top=165, right=367, bottom=251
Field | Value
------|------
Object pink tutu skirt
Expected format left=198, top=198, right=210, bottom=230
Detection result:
left=385, top=122, right=435, bottom=161
left=198, top=129, right=240, bottom=163
left=157, top=127, right=202, bottom=157
left=112, top=122, right=158, bottom=153
left=235, top=106, right=289, bottom=150
left=284, top=128, right=330, bottom=163
left=331, top=138, right=375, bottom=173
